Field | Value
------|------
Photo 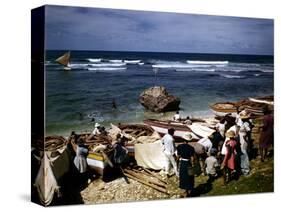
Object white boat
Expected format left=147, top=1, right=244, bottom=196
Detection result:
left=55, top=51, right=71, bottom=70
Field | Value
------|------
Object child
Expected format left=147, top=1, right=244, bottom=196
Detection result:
left=205, top=148, right=219, bottom=183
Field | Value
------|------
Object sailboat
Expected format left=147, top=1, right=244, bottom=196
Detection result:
left=55, top=51, right=71, bottom=70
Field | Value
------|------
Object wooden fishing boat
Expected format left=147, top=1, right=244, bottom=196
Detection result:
left=248, top=95, right=274, bottom=105
left=209, top=102, right=237, bottom=117
left=118, top=123, right=155, bottom=156
left=55, top=51, right=71, bottom=70
left=143, top=119, right=201, bottom=140
left=210, top=96, right=274, bottom=118
left=70, top=133, right=114, bottom=176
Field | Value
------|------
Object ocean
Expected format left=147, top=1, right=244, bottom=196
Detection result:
left=45, top=50, right=273, bottom=136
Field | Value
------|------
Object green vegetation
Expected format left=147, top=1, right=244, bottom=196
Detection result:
left=197, top=158, right=273, bottom=196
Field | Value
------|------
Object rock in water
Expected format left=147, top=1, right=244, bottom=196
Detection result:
left=139, top=86, right=180, bottom=112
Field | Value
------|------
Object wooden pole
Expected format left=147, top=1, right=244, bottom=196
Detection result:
left=123, top=172, right=168, bottom=194
left=143, top=168, right=167, bottom=184
left=130, top=170, right=167, bottom=188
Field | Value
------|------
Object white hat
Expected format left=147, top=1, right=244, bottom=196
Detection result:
left=95, top=123, right=100, bottom=128
left=239, top=110, right=251, bottom=119
left=182, top=133, right=193, bottom=141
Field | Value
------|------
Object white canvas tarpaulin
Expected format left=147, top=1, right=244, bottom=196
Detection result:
left=134, top=141, right=166, bottom=170
left=189, top=123, right=215, bottom=138
left=34, top=153, right=60, bottom=206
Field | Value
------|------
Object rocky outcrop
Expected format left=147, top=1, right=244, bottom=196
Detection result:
left=139, top=86, right=180, bottom=112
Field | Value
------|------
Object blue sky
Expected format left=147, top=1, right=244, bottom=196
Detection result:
left=45, top=5, right=274, bottom=55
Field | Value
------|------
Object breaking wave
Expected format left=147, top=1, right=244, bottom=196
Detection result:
left=124, top=60, right=142, bottom=64
left=175, top=68, right=216, bottom=72
left=88, top=67, right=127, bottom=72
left=220, top=74, right=246, bottom=79
left=87, top=58, right=102, bottom=63
left=187, top=60, right=229, bottom=65
left=89, top=63, right=126, bottom=67
left=109, top=59, right=123, bottom=63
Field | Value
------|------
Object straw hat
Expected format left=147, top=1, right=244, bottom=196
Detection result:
left=239, top=110, right=251, bottom=119
left=225, top=130, right=235, bottom=138
left=182, top=133, right=193, bottom=141
left=95, top=123, right=101, bottom=128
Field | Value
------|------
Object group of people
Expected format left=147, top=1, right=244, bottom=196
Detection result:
left=71, top=123, right=129, bottom=184
left=163, top=106, right=273, bottom=197
left=71, top=105, right=273, bottom=196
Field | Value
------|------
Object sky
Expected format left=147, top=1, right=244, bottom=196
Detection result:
left=45, top=5, right=274, bottom=55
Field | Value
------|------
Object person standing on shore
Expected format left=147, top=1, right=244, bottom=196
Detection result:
left=173, top=111, right=181, bottom=121
left=92, top=123, right=101, bottom=135
left=216, top=118, right=226, bottom=139
left=197, top=135, right=213, bottom=174
left=176, top=134, right=195, bottom=197
left=162, top=128, right=179, bottom=177
left=74, top=137, right=89, bottom=184
left=221, top=131, right=239, bottom=185
left=259, top=106, right=274, bottom=162
left=237, top=111, right=251, bottom=175
left=205, top=148, right=219, bottom=183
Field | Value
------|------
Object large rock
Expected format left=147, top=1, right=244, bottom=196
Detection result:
left=139, top=86, right=180, bottom=112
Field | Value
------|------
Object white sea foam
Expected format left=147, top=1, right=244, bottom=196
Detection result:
left=175, top=68, right=216, bottom=72
left=261, top=70, right=274, bottom=73
left=89, top=63, right=126, bottom=67
left=109, top=59, right=123, bottom=63
left=220, top=74, right=246, bottom=79
left=69, top=63, right=89, bottom=68
left=187, top=60, right=229, bottom=65
left=124, top=60, right=142, bottom=64
left=152, top=62, right=224, bottom=69
left=254, top=74, right=261, bottom=77
left=88, top=67, right=127, bottom=72
left=87, top=58, right=102, bottom=63
left=152, top=64, right=192, bottom=69
left=138, top=62, right=145, bottom=65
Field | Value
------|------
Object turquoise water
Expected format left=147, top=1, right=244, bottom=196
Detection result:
left=45, top=51, right=273, bottom=136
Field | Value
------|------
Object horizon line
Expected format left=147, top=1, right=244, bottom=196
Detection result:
left=45, top=49, right=274, bottom=57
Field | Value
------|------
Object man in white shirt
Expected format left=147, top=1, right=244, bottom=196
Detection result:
left=216, top=118, right=226, bottom=138
left=92, top=123, right=101, bottom=135
left=173, top=111, right=180, bottom=121
left=162, top=128, right=179, bottom=177
left=197, top=136, right=213, bottom=154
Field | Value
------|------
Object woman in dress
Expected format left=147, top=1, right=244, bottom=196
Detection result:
left=74, top=137, right=89, bottom=183
left=259, top=106, right=274, bottom=162
left=177, top=133, right=196, bottom=197
left=221, top=130, right=239, bottom=185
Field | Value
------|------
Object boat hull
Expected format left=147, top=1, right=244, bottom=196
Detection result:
left=143, top=119, right=199, bottom=140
